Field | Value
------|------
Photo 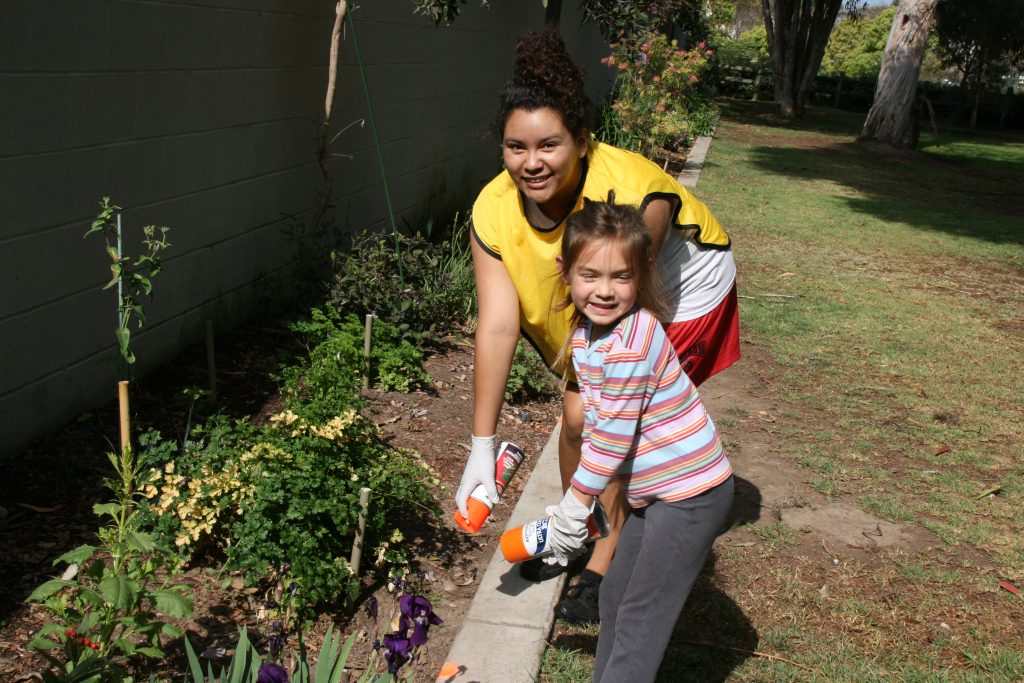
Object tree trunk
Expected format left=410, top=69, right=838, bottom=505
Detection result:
left=309, top=1, right=348, bottom=239
left=762, top=0, right=843, bottom=119
left=858, top=0, right=939, bottom=148
left=544, top=0, right=562, bottom=29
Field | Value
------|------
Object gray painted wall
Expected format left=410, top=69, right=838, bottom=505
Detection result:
left=0, top=1, right=610, bottom=457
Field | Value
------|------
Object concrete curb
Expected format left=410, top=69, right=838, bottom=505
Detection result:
left=436, top=133, right=714, bottom=682
left=676, top=134, right=713, bottom=189
left=436, top=425, right=565, bottom=683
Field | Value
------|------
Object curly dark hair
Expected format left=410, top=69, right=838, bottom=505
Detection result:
left=490, top=29, right=595, bottom=141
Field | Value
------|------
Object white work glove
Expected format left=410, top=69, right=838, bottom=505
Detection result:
left=542, top=488, right=595, bottom=566
left=455, top=435, right=499, bottom=518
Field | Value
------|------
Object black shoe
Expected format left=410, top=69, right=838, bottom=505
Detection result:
left=555, top=569, right=602, bottom=624
left=519, top=556, right=567, bottom=582
left=519, top=545, right=594, bottom=582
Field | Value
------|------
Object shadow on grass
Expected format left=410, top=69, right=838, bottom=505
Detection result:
left=656, top=550, right=759, bottom=683
left=721, top=99, right=1024, bottom=246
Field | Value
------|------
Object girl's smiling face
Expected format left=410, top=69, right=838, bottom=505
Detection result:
left=502, top=107, right=589, bottom=220
left=563, top=238, right=638, bottom=338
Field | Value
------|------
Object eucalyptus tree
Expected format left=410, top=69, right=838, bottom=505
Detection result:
left=858, top=0, right=939, bottom=148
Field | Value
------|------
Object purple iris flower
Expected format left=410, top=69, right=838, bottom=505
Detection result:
left=257, top=661, right=289, bottom=683
left=365, top=595, right=379, bottom=619
left=398, top=594, right=442, bottom=647
left=381, top=632, right=412, bottom=674
left=398, top=594, right=443, bottom=626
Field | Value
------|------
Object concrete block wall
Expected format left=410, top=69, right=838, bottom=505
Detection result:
left=0, top=0, right=610, bottom=458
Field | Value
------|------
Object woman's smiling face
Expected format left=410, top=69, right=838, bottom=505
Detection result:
left=502, top=107, right=589, bottom=220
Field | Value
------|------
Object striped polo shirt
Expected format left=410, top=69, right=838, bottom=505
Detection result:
left=570, top=307, right=732, bottom=507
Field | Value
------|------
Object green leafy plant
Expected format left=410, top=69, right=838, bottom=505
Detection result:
left=329, top=222, right=476, bottom=348
left=598, top=31, right=718, bottom=158
left=182, top=589, right=443, bottom=682
left=581, top=0, right=690, bottom=42
left=226, top=411, right=436, bottom=608
left=181, top=625, right=363, bottom=683
left=83, top=197, right=171, bottom=367
left=140, top=408, right=440, bottom=610
left=27, top=442, right=193, bottom=682
left=505, top=340, right=559, bottom=404
left=283, top=309, right=432, bottom=421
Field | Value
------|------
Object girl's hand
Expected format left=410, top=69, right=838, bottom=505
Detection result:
left=543, top=488, right=595, bottom=566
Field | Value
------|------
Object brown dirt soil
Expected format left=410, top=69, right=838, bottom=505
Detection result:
left=0, top=328, right=561, bottom=682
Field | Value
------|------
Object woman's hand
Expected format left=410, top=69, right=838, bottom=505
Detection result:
left=455, top=435, right=500, bottom=518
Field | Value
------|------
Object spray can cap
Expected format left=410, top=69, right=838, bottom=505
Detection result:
left=452, top=496, right=491, bottom=533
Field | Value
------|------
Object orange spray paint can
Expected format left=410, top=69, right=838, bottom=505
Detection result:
left=453, top=441, right=525, bottom=533
left=500, top=500, right=610, bottom=563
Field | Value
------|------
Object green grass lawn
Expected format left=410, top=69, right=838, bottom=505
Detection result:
left=541, top=100, right=1024, bottom=682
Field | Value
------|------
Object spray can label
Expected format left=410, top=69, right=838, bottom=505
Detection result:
left=500, top=499, right=611, bottom=563
left=465, top=442, right=524, bottom=510
left=494, top=442, right=525, bottom=494
left=520, top=516, right=552, bottom=557
left=454, top=441, right=525, bottom=533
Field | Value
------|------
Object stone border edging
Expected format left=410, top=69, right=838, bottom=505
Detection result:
left=676, top=134, right=713, bottom=189
left=436, top=424, right=566, bottom=683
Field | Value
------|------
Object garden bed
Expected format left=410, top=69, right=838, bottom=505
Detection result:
left=0, top=324, right=561, bottom=681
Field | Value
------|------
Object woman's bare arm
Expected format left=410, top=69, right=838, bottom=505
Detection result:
left=642, top=196, right=673, bottom=256
left=470, top=237, right=521, bottom=436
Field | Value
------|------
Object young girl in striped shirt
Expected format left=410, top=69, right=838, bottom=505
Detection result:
left=543, top=192, right=735, bottom=683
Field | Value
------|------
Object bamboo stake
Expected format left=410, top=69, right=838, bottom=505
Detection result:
left=205, top=320, right=217, bottom=402
left=363, top=313, right=373, bottom=391
left=350, top=487, right=371, bottom=575
left=118, top=380, right=130, bottom=455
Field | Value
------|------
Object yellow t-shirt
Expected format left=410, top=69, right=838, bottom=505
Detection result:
left=471, top=142, right=731, bottom=375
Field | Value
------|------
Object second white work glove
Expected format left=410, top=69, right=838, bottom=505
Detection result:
left=543, top=488, right=595, bottom=566
left=455, top=435, right=499, bottom=519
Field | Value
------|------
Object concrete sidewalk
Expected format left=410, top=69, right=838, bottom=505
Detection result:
left=436, top=423, right=566, bottom=683
left=435, top=134, right=715, bottom=683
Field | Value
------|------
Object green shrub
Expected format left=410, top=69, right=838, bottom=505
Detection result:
left=140, top=410, right=439, bottom=610
left=716, top=25, right=770, bottom=71
left=505, top=340, right=560, bottom=405
left=598, top=31, right=718, bottom=157
left=281, top=309, right=432, bottom=421
left=227, top=410, right=437, bottom=608
left=329, top=222, right=476, bottom=348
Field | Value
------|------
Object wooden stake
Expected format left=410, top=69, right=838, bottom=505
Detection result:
left=350, top=487, right=371, bottom=575
left=363, top=313, right=373, bottom=391
left=205, top=320, right=218, bottom=402
left=118, top=380, right=130, bottom=455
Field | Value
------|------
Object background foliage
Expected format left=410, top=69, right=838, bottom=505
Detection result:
left=329, top=224, right=476, bottom=348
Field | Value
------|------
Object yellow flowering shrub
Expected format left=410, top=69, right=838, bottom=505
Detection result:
left=139, top=406, right=438, bottom=608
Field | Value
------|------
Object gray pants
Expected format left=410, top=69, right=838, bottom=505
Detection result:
left=593, top=477, right=734, bottom=683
